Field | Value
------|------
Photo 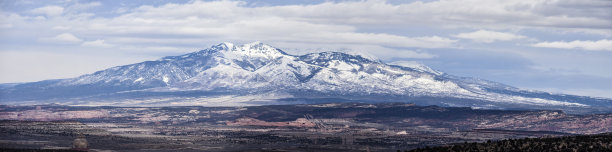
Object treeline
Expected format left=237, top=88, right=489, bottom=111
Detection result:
left=405, top=133, right=612, bottom=152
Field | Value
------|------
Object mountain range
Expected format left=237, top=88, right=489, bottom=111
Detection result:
left=1, top=42, right=610, bottom=113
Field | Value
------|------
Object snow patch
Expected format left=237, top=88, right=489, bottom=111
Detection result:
left=389, top=61, right=443, bottom=75
left=162, top=76, right=169, bottom=84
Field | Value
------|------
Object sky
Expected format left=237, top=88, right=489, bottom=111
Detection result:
left=0, top=0, right=611, bottom=98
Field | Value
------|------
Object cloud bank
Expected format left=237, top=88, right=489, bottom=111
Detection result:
left=532, top=39, right=612, bottom=51
left=454, top=30, right=526, bottom=43
left=0, top=0, right=611, bottom=98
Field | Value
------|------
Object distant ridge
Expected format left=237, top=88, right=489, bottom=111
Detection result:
left=1, top=42, right=610, bottom=114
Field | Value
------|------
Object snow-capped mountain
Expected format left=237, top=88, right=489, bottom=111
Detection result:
left=1, top=42, right=610, bottom=113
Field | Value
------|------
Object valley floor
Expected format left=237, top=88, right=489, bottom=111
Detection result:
left=0, top=103, right=610, bottom=151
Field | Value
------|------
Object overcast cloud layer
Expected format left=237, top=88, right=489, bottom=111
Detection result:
left=1, top=0, right=611, bottom=98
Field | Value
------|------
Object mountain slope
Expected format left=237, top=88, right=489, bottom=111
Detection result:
left=1, top=42, right=610, bottom=113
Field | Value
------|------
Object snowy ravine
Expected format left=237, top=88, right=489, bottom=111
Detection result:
left=1, top=42, right=610, bottom=113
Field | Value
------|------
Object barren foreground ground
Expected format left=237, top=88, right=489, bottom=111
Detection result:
left=1, top=103, right=611, bottom=151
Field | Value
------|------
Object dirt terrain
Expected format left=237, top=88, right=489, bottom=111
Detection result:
left=1, top=103, right=610, bottom=151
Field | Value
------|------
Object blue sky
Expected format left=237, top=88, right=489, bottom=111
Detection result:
left=1, top=0, right=611, bottom=98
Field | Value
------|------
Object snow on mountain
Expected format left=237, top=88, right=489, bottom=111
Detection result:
left=389, top=61, right=443, bottom=75
left=1, top=42, right=610, bottom=113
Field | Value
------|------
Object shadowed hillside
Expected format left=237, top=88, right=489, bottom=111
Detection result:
left=407, top=133, right=612, bottom=152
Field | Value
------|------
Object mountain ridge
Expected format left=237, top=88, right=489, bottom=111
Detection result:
left=1, top=42, right=610, bottom=113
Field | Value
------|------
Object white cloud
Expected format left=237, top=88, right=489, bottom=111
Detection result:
left=69, top=2, right=102, bottom=11
left=0, top=50, right=152, bottom=83
left=259, top=0, right=612, bottom=31
left=81, top=39, right=113, bottom=47
left=31, top=5, right=64, bottom=17
left=532, top=39, right=612, bottom=51
left=44, top=33, right=83, bottom=43
left=1, top=0, right=612, bottom=85
left=14, top=1, right=458, bottom=59
left=52, top=25, right=72, bottom=30
left=454, top=30, right=526, bottom=43
left=9, top=0, right=611, bottom=53
left=0, top=24, right=13, bottom=29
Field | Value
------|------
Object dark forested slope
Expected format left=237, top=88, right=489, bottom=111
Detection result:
left=408, top=133, right=612, bottom=152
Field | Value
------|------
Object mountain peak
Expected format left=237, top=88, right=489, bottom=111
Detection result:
left=243, top=41, right=264, bottom=47
left=212, top=42, right=235, bottom=50
left=239, top=41, right=279, bottom=52
left=215, top=42, right=288, bottom=58
left=299, top=51, right=380, bottom=66
left=2, top=42, right=610, bottom=113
